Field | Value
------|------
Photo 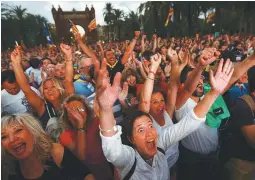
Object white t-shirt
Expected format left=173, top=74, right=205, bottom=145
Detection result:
left=175, top=97, right=218, bottom=154
left=151, top=111, right=179, bottom=168
left=1, top=86, right=41, bottom=116
left=26, top=68, right=43, bottom=85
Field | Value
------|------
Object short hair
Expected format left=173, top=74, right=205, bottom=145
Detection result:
left=60, top=94, right=94, bottom=129
left=29, top=58, right=41, bottom=69
left=41, top=57, right=52, bottom=64
left=142, top=50, right=154, bottom=61
left=39, top=77, right=65, bottom=102
left=55, top=54, right=65, bottom=64
left=1, top=70, right=16, bottom=85
left=1, top=114, right=52, bottom=174
left=248, top=66, right=255, bottom=93
left=124, top=108, right=152, bottom=138
left=121, top=68, right=142, bottom=84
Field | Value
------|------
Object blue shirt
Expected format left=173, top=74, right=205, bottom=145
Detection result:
left=74, top=79, right=95, bottom=98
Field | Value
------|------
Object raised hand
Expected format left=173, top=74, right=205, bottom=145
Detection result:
left=118, top=82, right=129, bottom=101
left=10, top=49, right=22, bottom=64
left=29, top=72, right=35, bottom=83
left=60, top=43, right=72, bottom=60
left=150, top=53, right=162, bottom=71
left=167, top=47, right=178, bottom=64
left=164, top=63, right=171, bottom=77
left=97, top=41, right=102, bottom=47
left=95, top=59, right=122, bottom=110
left=198, top=48, right=217, bottom=67
left=210, top=58, right=234, bottom=94
left=142, top=34, right=146, bottom=40
left=64, top=103, right=86, bottom=128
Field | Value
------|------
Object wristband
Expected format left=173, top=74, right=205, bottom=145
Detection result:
left=99, top=121, right=117, bottom=133
left=147, top=77, right=155, bottom=81
left=77, top=127, right=85, bottom=131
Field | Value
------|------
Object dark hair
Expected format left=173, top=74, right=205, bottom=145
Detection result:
left=152, top=88, right=167, bottom=101
left=41, top=57, right=52, bottom=64
left=1, top=70, right=16, bottom=85
left=123, top=108, right=152, bottom=138
left=180, top=66, right=195, bottom=84
left=29, top=58, right=41, bottom=69
left=248, top=67, right=255, bottom=93
left=142, top=50, right=154, bottom=61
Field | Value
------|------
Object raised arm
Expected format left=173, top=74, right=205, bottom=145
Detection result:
left=10, top=49, right=45, bottom=116
left=165, top=49, right=188, bottom=119
left=223, top=51, right=255, bottom=93
left=120, top=31, right=139, bottom=64
left=60, top=43, right=75, bottom=96
left=194, top=59, right=234, bottom=118
left=95, top=59, right=135, bottom=169
left=64, top=103, right=87, bottom=160
left=141, top=34, right=146, bottom=54
left=96, top=41, right=104, bottom=61
left=74, top=33, right=99, bottom=64
left=159, top=58, right=234, bottom=151
left=138, top=54, right=162, bottom=113
left=176, top=48, right=217, bottom=110
left=152, top=34, right=157, bottom=53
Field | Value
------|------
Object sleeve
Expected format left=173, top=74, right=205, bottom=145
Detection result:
left=231, top=98, right=254, bottom=127
left=61, top=147, right=92, bottom=179
left=100, top=125, right=135, bottom=172
left=59, top=131, right=73, bottom=147
left=158, top=109, right=205, bottom=151
left=175, top=100, right=190, bottom=121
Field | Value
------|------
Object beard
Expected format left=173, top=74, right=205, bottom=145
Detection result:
left=192, top=84, right=204, bottom=97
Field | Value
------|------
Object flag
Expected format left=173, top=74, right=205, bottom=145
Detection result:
left=165, top=2, right=174, bottom=27
left=43, top=23, right=53, bottom=45
left=69, top=19, right=79, bottom=34
left=88, top=18, right=96, bottom=32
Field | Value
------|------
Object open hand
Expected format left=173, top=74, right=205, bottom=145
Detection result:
left=210, top=58, right=234, bottom=94
left=60, top=43, right=72, bottom=60
left=167, top=47, right=178, bottom=64
left=64, top=102, right=86, bottom=128
left=95, top=59, right=122, bottom=110
left=118, top=82, right=129, bottom=101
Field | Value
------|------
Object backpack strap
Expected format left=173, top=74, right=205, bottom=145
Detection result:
left=157, top=147, right=165, bottom=155
left=123, top=147, right=165, bottom=180
left=123, top=157, right=136, bottom=180
left=240, top=95, right=255, bottom=117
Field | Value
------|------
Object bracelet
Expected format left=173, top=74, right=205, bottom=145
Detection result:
left=99, top=121, right=117, bottom=133
left=149, top=70, right=156, bottom=76
left=77, top=127, right=85, bottom=131
left=147, top=77, right=155, bottom=81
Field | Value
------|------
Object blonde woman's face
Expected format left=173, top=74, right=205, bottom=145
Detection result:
left=1, top=124, right=34, bottom=160
left=43, top=80, right=61, bottom=102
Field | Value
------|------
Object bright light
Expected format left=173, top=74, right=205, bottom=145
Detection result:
left=212, top=23, right=215, bottom=27
left=70, top=25, right=85, bottom=37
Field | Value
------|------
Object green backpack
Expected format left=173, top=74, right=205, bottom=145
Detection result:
left=204, top=83, right=230, bottom=128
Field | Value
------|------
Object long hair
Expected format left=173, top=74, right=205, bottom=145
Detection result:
left=1, top=113, right=52, bottom=175
left=39, top=77, right=65, bottom=102
left=60, top=94, right=94, bottom=130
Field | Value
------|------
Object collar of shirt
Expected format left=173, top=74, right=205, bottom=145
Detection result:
left=107, top=61, right=118, bottom=68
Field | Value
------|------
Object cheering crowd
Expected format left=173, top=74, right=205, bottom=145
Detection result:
left=1, top=30, right=255, bottom=180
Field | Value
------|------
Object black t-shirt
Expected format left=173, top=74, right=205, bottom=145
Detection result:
left=9, top=147, right=92, bottom=180
left=227, top=94, right=255, bottom=162
left=107, top=60, right=124, bottom=84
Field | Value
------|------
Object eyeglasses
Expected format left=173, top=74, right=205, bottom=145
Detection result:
left=79, top=65, right=92, bottom=70
left=46, top=67, right=55, bottom=71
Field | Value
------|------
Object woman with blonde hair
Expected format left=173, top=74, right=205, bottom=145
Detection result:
left=1, top=113, right=95, bottom=180
left=10, top=44, right=75, bottom=129
left=59, top=94, right=114, bottom=180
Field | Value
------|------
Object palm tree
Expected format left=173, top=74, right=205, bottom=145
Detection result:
left=103, top=3, right=114, bottom=41
left=113, top=9, right=124, bottom=40
left=10, top=5, right=27, bottom=41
